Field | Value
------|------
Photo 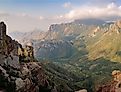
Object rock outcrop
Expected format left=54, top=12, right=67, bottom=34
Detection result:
left=96, top=70, right=121, bottom=92
left=116, top=20, right=121, bottom=29
left=0, top=22, right=21, bottom=69
left=0, top=62, right=55, bottom=92
left=109, top=20, right=121, bottom=34
left=18, top=43, right=34, bottom=62
left=0, top=22, right=58, bottom=92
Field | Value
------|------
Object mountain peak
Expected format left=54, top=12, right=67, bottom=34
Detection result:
left=108, top=20, right=121, bottom=34
left=115, top=20, right=121, bottom=28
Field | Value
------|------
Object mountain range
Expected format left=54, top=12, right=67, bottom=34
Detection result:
left=7, top=18, right=121, bottom=92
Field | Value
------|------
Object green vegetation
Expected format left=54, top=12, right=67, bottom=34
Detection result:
left=42, top=57, right=121, bottom=92
left=87, top=29, right=121, bottom=62
left=37, top=20, right=121, bottom=91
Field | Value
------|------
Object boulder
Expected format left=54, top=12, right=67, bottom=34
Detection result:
left=21, top=66, right=31, bottom=78
left=15, top=78, right=25, bottom=91
left=112, top=70, right=121, bottom=81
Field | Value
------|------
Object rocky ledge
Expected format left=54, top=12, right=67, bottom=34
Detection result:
left=0, top=22, right=59, bottom=92
left=0, top=61, right=60, bottom=92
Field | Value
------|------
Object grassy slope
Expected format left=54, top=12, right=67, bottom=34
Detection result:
left=87, top=30, right=121, bottom=62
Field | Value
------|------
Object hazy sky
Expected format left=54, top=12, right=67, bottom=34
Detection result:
left=0, top=0, right=121, bottom=32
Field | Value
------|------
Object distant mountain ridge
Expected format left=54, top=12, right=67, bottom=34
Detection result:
left=10, top=18, right=106, bottom=41
left=9, top=18, right=106, bottom=60
left=34, top=40, right=76, bottom=60
left=9, top=18, right=109, bottom=60
left=87, top=20, right=121, bottom=62
left=7, top=19, right=121, bottom=92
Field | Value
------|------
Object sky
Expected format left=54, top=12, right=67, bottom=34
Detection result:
left=0, top=0, right=121, bottom=33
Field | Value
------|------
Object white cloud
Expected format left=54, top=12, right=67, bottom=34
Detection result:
left=58, top=2, right=121, bottom=20
left=62, top=2, right=72, bottom=8
left=1, top=2, right=121, bottom=33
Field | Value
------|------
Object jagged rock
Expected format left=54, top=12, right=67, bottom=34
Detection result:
left=116, top=20, right=121, bottom=28
left=0, top=66, right=9, bottom=78
left=20, top=65, right=31, bottom=78
left=0, top=54, right=6, bottom=65
left=0, top=21, right=21, bottom=71
left=0, top=61, right=57, bottom=92
left=112, top=70, right=121, bottom=82
left=0, top=22, right=59, bottom=92
left=115, top=81, right=121, bottom=92
left=109, top=23, right=120, bottom=34
left=108, top=20, right=121, bottom=34
left=6, top=56, right=20, bottom=69
left=18, top=43, right=35, bottom=62
left=0, top=22, right=7, bottom=54
left=15, top=78, right=25, bottom=91
left=23, top=78, right=31, bottom=90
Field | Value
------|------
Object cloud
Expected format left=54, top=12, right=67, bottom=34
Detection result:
left=1, top=2, right=121, bottom=33
left=57, top=2, right=121, bottom=20
left=62, top=2, right=72, bottom=8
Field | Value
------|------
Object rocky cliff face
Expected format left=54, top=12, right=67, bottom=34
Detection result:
left=0, top=22, right=20, bottom=69
left=0, top=22, right=59, bottom=92
left=34, top=40, right=76, bottom=60
left=0, top=62, right=54, bottom=92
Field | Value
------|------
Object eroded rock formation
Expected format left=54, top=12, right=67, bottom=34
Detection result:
left=0, top=22, right=58, bottom=92
left=0, top=22, right=21, bottom=69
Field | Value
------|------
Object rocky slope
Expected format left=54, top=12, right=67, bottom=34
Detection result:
left=10, top=19, right=105, bottom=42
left=0, top=22, right=77, bottom=92
left=0, top=61, right=53, bottom=92
left=0, top=21, right=90, bottom=92
left=7, top=19, right=121, bottom=92
left=34, top=40, right=76, bottom=60
left=87, top=20, right=121, bottom=62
